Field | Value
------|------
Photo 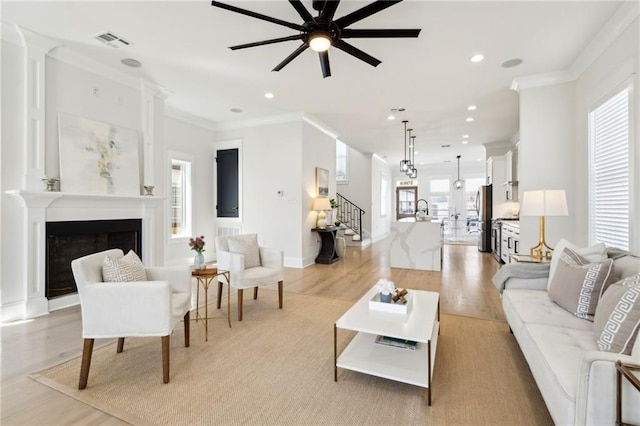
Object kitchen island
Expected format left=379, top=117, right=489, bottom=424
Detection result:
left=389, top=219, right=442, bottom=271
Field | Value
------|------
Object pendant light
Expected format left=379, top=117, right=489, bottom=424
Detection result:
left=399, top=120, right=410, bottom=172
left=408, top=135, right=418, bottom=179
left=405, top=128, right=413, bottom=175
left=453, top=155, right=464, bottom=190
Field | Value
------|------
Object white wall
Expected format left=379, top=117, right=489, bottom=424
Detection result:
left=574, top=16, right=640, bottom=253
left=336, top=145, right=372, bottom=234
left=370, top=155, right=392, bottom=241
left=215, top=118, right=334, bottom=267
left=302, top=120, right=336, bottom=265
left=517, top=15, right=639, bottom=254
left=518, top=82, right=576, bottom=251
left=164, top=115, right=217, bottom=265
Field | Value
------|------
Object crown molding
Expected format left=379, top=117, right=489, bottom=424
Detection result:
left=216, top=112, right=302, bottom=131
left=511, top=1, right=638, bottom=93
left=570, top=0, right=639, bottom=80
left=301, top=113, right=338, bottom=140
left=164, top=106, right=219, bottom=132
left=510, top=70, right=574, bottom=93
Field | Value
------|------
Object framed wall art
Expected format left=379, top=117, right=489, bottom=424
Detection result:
left=316, top=167, right=329, bottom=197
left=58, top=113, right=141, bottom=196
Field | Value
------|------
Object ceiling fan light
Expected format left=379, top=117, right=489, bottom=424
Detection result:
left=309, top=33, right=332, bottom=52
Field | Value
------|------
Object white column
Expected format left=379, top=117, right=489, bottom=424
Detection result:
left=140, top=80, right=170, bottom=189
left=18, top=28, right=61, bottom=191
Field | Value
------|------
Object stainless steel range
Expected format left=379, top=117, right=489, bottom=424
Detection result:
left=491, top=220, right=502, bottom=262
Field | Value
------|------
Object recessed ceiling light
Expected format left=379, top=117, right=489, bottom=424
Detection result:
left=414, top=151, right=419, bottom=155
left=230, top=108, right=243, bottom=113
left=387, top=115, right=396, bottom=120
left=120, top=58, right=142, bottom=68
left=470, top=54, right=484, bottom=63
left=477, top=158, right=482, bottom=161
left=264, top=92, right=274, bottom=99
left=502, top=58, right=523, bottom=68
left=467, top=105, right=477, bottom=111
left=463, top=134, right=469, bottom=138
left=420, top=161, right=424, bottom=165
left=466, top=117, right=474, bottom=122
left=462, top=141, right=468, bottom=145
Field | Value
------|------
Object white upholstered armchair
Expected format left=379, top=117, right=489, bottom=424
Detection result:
left=70, top=249, right=191, bottom=389
left=215, top=234, right=284, bottom=321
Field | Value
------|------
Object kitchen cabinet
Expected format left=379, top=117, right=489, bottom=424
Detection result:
left=487, top=156, right=506, bottom=205
left=501, top=222, right=520, bottom=264
left=504, top=149, right=519, bottom=202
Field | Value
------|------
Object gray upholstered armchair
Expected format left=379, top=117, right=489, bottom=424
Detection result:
left=70, top=249, right=191, bottom=389
left=215, top=234, right=284, bottom=321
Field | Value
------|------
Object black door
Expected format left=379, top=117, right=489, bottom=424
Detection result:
left=216, top=148, right=239, bottom=218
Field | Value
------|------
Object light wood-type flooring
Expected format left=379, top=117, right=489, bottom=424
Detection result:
left=1, top=242, right=503, bottom=425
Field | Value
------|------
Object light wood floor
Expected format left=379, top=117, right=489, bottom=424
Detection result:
left=1, top=242, right=503, bottom=425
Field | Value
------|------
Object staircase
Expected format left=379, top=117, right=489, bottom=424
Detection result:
left=335, top=193, right=371, bottom=248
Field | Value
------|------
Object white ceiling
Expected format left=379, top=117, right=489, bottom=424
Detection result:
left=1, top=1, right=623, bottom=168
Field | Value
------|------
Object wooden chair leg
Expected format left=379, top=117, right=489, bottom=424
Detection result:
left=162, top=335, right=170, bottom=384
left=117, top=338, right=125, bottom=353
left=184, top=311, right=190, bottom=348
left=253, top=287, right=258, bottom=300
left=278, top=280, right=283, bottom=309
left=217, top=281, right=223, bottom=309
left=238, top=289, right=244, bottom=321
left=78, top=338, right=94, bottom=390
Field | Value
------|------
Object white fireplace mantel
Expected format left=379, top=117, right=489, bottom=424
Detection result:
left=6, top=190, right=167, bottom=318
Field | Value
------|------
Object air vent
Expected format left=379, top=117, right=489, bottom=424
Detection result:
left=94, top=31, right=133, bottom=48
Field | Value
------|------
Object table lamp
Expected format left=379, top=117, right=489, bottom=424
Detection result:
left=313, top=197, right=332, bottom=229
left=520, top=190, right=568, bottom=260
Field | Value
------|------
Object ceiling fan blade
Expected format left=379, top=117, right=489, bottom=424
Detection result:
left=334, top=0, right=402, bottom=29
left=319, top=51, right=331, bottom=78
left=288, top=0, right=314, bottom=22
left=211, top=1, right=303, bottom=31
left=272, top=44, right=309, bottom=72
left=332, top=39, right=381, bottom=67
left=230, top=35, right=304, bottom=50
left=320, top=0, right=341, bottom=21
left=341, top=28, right=421, bottom=38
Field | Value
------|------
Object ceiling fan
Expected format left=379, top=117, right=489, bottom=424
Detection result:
left=210, top=0, right=421, bottom=78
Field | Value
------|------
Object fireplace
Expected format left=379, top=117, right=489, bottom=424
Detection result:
left=46, top=219, right=143, bottom=299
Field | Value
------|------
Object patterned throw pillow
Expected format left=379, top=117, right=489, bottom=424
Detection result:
left=226, top=234, right=261, bottom=269
left=102, top=250, right=147, bottom=282
left=594, top=273, right=640, bottom=355
left=548, top=247, right=614, bottom=320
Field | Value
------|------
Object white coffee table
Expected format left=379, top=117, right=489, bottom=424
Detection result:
left=334, top=287, right=440, bottom=405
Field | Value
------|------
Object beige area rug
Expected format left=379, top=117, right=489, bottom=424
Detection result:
left=31, top=291, right=552, bottom=425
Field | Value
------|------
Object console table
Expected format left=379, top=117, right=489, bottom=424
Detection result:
left=312, top=227, right=340, bottom=264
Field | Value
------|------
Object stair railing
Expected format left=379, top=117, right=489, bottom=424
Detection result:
left=336, top=193, right=366, bottom=242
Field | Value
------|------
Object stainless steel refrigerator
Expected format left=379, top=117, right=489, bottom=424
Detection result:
left=477, top=184, right=493, bottom=252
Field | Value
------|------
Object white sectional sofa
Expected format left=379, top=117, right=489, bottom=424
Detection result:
left=500, top=248, right=640, bottom=425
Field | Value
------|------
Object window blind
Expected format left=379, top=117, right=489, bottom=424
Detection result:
left=589, top=88, right=630, bottom=251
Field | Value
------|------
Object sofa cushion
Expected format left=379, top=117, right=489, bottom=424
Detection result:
left=503, top=289, right=593, bottom=331
left=102, top=250, right=147, bottom=282
left=548, top=248, right=613, bottom=320
left=227, top=234, right=261, bottom=268
left=594, top=273, right=640, bottom=355
left=548, top=239, right=607, bottom=290
left=526, top=324, right=599, bottom=403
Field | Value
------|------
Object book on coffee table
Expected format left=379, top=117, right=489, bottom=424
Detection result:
left=374, top=335, right=419, bottom=350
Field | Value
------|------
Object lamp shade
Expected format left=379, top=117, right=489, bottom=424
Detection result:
left=312, top=197, right=332, bottom=211
left=520, top=190, right=568, bottom=217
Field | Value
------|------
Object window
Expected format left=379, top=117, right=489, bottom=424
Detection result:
left=588, top=87, right=630, bottom=250
left=429, top=179, right=450, bottom=222
left=336, top=139, right=348, bottom=182
left=170, top=157, right=192, bottom=238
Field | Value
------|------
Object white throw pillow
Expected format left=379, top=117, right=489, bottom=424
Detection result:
left=548, top=239, right=607, bottom=290
left=594, top=273, right=640, bottom=355
left=226, top=234, right=261, bottom=269
left=102, top=250, right=147, bottom=282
